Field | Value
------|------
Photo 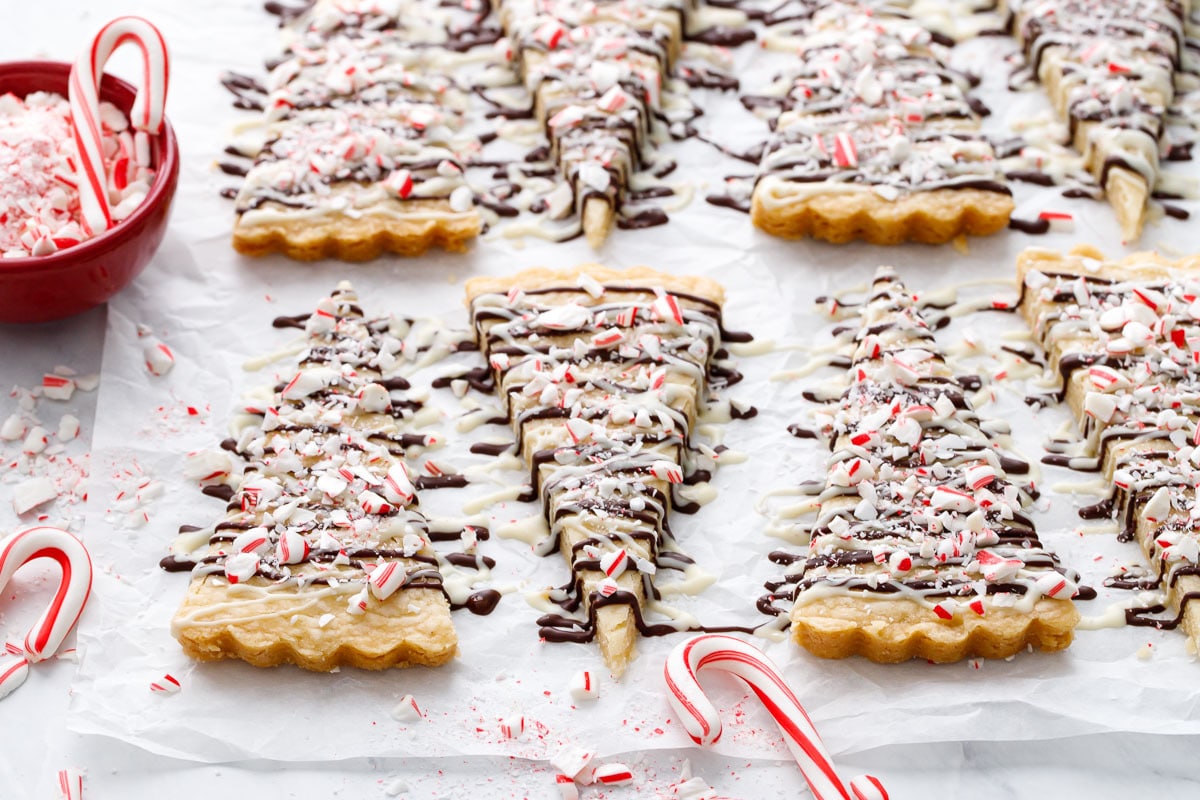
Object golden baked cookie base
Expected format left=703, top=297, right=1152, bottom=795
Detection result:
left=233, top=198, right=481, bottom=261
left=751, top=186, right=1013, bottom=245
left=793, top=596, right=1079, bottom=663
left=173, top=574, right=457, bottom=671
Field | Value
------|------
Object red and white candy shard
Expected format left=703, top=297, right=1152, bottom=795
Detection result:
left=357, top=382, right=391, bottom=413
left=568, top=669, right=599, bottom=701
left=58, top=415, right=81, bottom=441
left=0, top=651, right=31, bottom=701
left=183, top=449, right=233, bottom=485
left=224, top=552, right=259, bottom=584
left=57, top=768, right=84, bottom=800
left=282, top=365, right=337, bottom=399
left=368, top=561, right=409, bottom=600
left=554, top=774, right=580, bottom=800
left=22, top=426, right=49, bottom=456
left=149, top=673, right=182, bottom=694
left=592, top=763, right=633, bottom=785
left=1037, top=210, right=1074, bottom=233
left=0, top=413, right=25, bottom=441
left=975, top=550, right=1023, bottom=582
left=143, top=340, right=175, bottom=376
left=550, top=744, right=594, bottom=780
left=42, top=375, right=76, bottom=401
left=664, top=634, right=888, bottom=800
left=600, top=548, right=628, bottom=578
left=651, top=293, right=685, bottom=326
left=275, top=529, right=310, bottom=565
left=1142, top=486, right=1171, bottom=524
left=383, top=463, right=415, bottom=505
left=933, top=599, right=958, bottom=620
left=231, top=528, right=271, bottom=555
left=391, top=694, right=422, bottom=722
left=649, top=460, right=683, bottom=484
left=12, top=477, right=58, bottom=515
left=499, top=714, right=525, bottom=739
left=1035, top=571, right=1077, bottom=599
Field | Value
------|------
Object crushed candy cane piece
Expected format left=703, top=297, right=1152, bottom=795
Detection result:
left=592, top=763, right=633, bottom=785
left=57, top=414, right=81, bottom=441
left=391, top=694, right=423, bottom=722
left=56, top=767, right=84, bottom=800
left=568, top=669, right=599, bottom=701
left=499, top=714, right=525, bottom=739
left=13, top=477, right=58, bottom=515
left=554, top=775, right=580, bottom=800
left=42, top=375, right=76, bottom=401
left=143, top=339, right=175, bottom=376
left=550, top=744, right=594, bottom=779
left=367, top=561, right=409, bottom=600
left=149, top=673, right=181, bottom=694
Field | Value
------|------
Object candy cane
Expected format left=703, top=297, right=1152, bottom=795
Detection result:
left=0, top=647, right=31, bottom=701
left=68, top=16, right=170, bottom=235
left=0, top=527, right=93, bottom=701
left=664, top=634, right=888, bottom=800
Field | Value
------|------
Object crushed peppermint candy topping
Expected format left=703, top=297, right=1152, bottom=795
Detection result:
left=0, top=92, right=155, bottom=259
left=469, top=268, right=744, bottom=673
left=754, top=3, right=1004, bottom=203
left=163, top=282, right=459, bottom=642
left=1021, top=254, right=1200, bottom=631
left=776, top=267, right=1082, bottom=633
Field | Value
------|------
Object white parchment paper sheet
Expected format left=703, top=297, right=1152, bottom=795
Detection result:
left=21, top=0, right=1197, bottom=766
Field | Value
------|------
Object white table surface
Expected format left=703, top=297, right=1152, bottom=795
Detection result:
left=5, top=1, right=1200, bottom=797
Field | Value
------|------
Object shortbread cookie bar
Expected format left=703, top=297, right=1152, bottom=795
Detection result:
left=785, top=267, right=1080, bottom=662
left=227, top=0, right=488, bottom=259
left=498, top=1, right=689, bottom=248
left=258, top=28, right=471, bottom=123
left=750, top=2, right=1013, bottom=244
left=1005, top=0, right=1185, bottom=241
left=1017, top=247, right=1200, bottom=463
left=1017, top=246, right=1200, bottom=643
left=168, top=283, right=457, bottom=671
left=232, top=106, right=481, bottom=260
left=466, top=265, right=731, bottom=676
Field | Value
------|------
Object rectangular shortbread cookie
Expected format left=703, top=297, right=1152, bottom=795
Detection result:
left=1018, top=245, right=1200, bottom=644
left=229, top=0, right=484, bottom=259
left=750, top=2, right=1013, bottom=244
left=785, top=266, right=1080, bottom=662
left=168, top=283, right=457, bottom=671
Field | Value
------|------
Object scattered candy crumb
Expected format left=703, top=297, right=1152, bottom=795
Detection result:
left=149, top=673, right=181, bottom=694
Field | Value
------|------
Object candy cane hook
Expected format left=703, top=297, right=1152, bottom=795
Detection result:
left=664, top=634, right=888, bottom=800
left=0, top=527, right=93, bottom=700
left=68, top=15, right=170, bottom=234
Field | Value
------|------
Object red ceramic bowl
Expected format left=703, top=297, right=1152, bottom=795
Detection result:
left=0, top=61, right=179, bottom=324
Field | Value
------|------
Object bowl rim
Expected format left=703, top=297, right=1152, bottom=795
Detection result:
left=0, top=60, right=180, bottom=276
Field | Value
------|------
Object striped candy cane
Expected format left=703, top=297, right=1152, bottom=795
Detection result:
left=0, top=527, right=93, bottom=701
left=0, top=645, right=31, bottom=701
left=664, top=634, right=888, bottom=800
left=68, top=16, right=170, bottom=235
